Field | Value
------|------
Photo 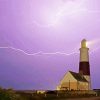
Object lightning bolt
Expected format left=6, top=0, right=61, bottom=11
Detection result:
left=32, top=1, right=86, bottom=28
left=0, top=46, right=78, bottom=56
left=33, top=9, right=100, bottom=28
left=32, top=0, right=100, bottom=28
left=0, top=45, right=100, bottom=56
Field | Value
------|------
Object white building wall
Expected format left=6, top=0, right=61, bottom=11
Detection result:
left=57, top=72, right=77, bottom=90
left=60, top=72, right=77, bottom=84
left=78, top=81, right=88, bottom=90
left=84, top=75, right=91, bottom=90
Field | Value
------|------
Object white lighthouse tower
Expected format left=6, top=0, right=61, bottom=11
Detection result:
left=79, top=39, right=91, bottom=90
left=57, top=39, right=91, bottom=91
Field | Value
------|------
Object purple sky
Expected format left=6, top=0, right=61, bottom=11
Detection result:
left=0, top=0, right=100, bottom=90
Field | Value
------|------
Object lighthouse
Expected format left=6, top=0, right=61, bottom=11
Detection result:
left=79, top=39, right=91, bottom=90
left=57, top=39, right=91, bottom=90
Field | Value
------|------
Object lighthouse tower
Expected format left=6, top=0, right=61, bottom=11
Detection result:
left=79, top=39, right=91, bottom=90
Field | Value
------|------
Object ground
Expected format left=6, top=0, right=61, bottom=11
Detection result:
left=64, top=97, right=100, bottom=100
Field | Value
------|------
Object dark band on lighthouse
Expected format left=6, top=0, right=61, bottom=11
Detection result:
left=79, top=39, right=90, bottom=75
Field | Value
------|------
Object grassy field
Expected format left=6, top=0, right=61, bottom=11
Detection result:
left=0, top=88, right=100, bottom=100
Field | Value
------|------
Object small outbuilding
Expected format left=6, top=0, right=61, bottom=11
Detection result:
left=57, top=71, right=89, bottom=90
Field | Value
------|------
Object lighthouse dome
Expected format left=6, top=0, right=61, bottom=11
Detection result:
left=81, top=39, right=87, bottom=48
